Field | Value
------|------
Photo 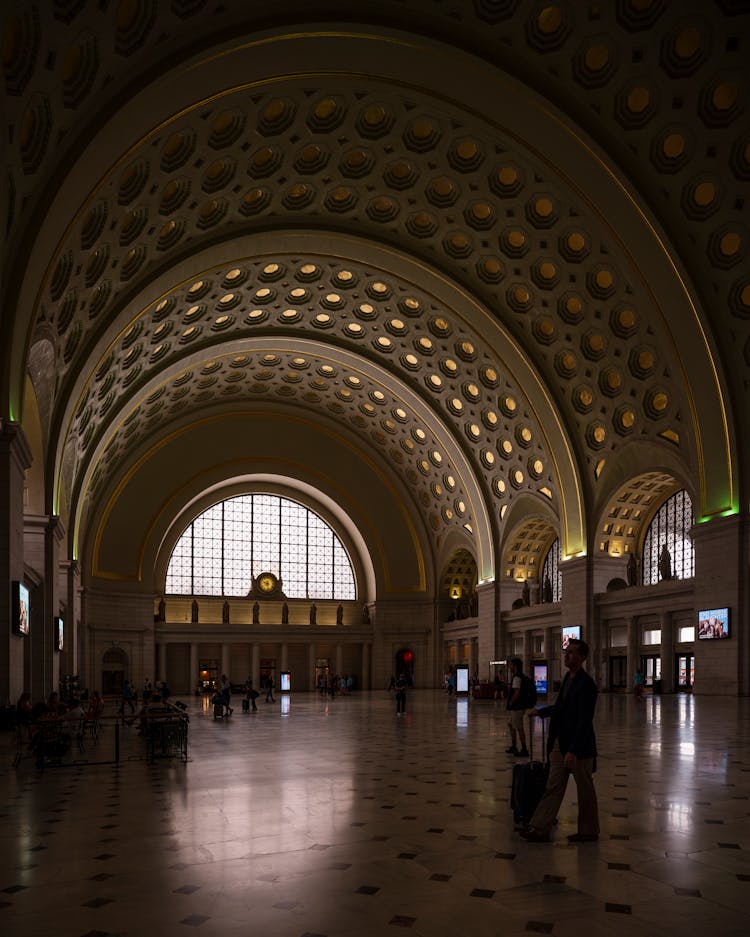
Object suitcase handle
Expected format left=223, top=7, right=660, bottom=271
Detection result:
left=527, top=710, right=549, bottom=763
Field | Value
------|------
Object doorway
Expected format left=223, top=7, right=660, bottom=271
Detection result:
left=676, top=653, right=695, bottom=691
left=641, top=654, right=661, bottom=687
left=609, top=655, right=627, bottom=691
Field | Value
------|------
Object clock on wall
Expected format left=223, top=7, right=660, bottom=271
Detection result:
left=257, top=572, right=278, bottom=595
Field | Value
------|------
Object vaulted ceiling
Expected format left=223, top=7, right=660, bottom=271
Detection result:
left=2, top=1, right=746, bottom=587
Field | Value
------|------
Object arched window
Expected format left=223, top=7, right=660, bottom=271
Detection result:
left=541, top=538, right=562, bottom=602
left=641, top=489, right=694, bottom=585
left=166, top=494, right=356, bottom=599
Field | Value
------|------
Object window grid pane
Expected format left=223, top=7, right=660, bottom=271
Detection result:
left=642, top=489, right=695, bottom=586
left=166, top=494, right=356, bottom=599
left=541, top=538, right=562, bottom=602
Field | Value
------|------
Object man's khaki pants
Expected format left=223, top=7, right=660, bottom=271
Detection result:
left=529, top=741, right=599, bottom=836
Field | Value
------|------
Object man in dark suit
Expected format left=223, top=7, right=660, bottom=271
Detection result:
left=519, top=638, right=600, bottom=843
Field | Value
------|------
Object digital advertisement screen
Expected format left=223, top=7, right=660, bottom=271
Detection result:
left=455, top=666, right=469, bottom=693
left=55, top=616, right=64, bottom=652
left=697, top=607, right=730, bottom=640
left=280, top=672, right=291, bottom=691
left=533, top=664, right=548, bottom=695
left=13, top=582, right=30, bottom=636
left=561, top=625, right=581, bottom=649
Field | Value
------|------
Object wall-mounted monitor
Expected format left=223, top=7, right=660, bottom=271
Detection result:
left=12, top=581, right=30, bottom=636
left=697, top=607, right=730, bottom=640
left=533, top=664, right=548, bottom=695
left=55, top=616, right=64, bottom=652
left=561, top=625, right=581, bottom=649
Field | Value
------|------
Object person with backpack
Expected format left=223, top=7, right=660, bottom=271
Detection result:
left=506, top=658, right=535, bottom=756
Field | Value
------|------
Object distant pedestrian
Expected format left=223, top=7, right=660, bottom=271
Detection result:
left=395, top=674, right=407, bottom=715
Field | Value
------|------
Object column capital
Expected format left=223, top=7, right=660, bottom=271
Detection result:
left=0, top=419, right=33, bottom=471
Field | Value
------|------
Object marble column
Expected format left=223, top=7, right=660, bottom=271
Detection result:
left=336, top=643, right=343, bottom=676
left=544, top=626, right=559, bottom=690
left=308, top=642, right=317, bottom=691
left=280, top=643, right=288, bottom=673
left=251, top=642, right=260, bottom=689
left=0, top=421, right=32, bottom=705
left=221, top=643, right=231, bottom=683
left=522, top=629, right=532, bottom=676
left=361, top=642, right=370, bottom=690
left=627, top=615, right=639, bottom=692
left=156, top=642, right=166, bottom=683
left=660, top=610, right=674, bottom=694
left=189, top=642, right=198, bottom=695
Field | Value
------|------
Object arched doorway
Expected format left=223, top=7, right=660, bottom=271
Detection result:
left=102, top=647, right=128, bottom=696
left=396, top=648, right=415, bottom=686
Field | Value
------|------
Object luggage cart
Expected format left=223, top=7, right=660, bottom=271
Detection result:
left=145, top=714, right=189, bottom=763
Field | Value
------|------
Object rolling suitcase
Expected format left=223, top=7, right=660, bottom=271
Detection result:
left=510, top=712, right=549, bottom=826
left=242, top=697, right=249, bottom=712
left=213, top=701, right=224, bottom=719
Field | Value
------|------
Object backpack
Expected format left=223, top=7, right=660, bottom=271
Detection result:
left=518, top=673, right=537, bottom=709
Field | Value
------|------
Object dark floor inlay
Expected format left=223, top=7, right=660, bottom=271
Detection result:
left=2, top=884, right=28, bottom=893
left=180, top=914, right=210, bottom=926
left=608, top=862, right=631, bottom=871
left=525, top=923, right=554, bottom=934
left=398, top=852, right=417, bottom=859
left=78, top=930, right=111, bottom=936
left=605, top=903, right=632, bottom=914
left=371, top=835, right=389, bottom=841
left=300, top=932, right=328, bottom=937
left=310, top=843, right=330, bottom=850
left=174, top=885, right=201, bottom=894
left=29, top=845, right=47, bottom=852
left=736, top=874, right=750, bottom=881
left=430, top=873, right=452, bottom=881
left=274, top=900, right=300, bottom=910
left=674, top=887, right=702, bottom=897
left=356, top=885, right=380, bottom=895
left=471, top=888, right=495, bottom=898
left=329, top=862, right=351, bottom=870
left=458, top=834, right=477, bottom=841
left=93, top=853, right=116, bottom=860
left=543, top=874, right=566, bottom=884
left=718, top=842, right=740, bottom=849
left=89, top=873, right=114, bottom=882
left=610, top=834, right=630, bottom=840
left=82, top=897, right=114, bottom=908
left=495, top=852, right=516, bottom=860
left=428, top=827, right=444, bottom=833
left=389, top=915, right=416, bottom=927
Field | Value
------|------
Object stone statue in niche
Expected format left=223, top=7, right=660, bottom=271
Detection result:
left=310, top=602, right=317, bottom=625
left=222, top=600, right=230, bottom=624
left=252, top=601, right=260, bottom=625
left=521, top=580, right=530, bottom=607
left=362, top=603, right=370, bottom=625
left=627, top=551, right=638, bottom=587
left=336, top=603, right=344, bottom=625
left=543, top=576, right=553, bottom=603
left=659, top=544, right=672, bottom=581
left=191, top=599, right=199, bottom=623
left=282, top=602, right=289, bottom=625
left=158, top=597, right=166, bottom=621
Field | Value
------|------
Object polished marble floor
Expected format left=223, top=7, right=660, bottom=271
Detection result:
left=2, top=689, right=749, bottom=937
